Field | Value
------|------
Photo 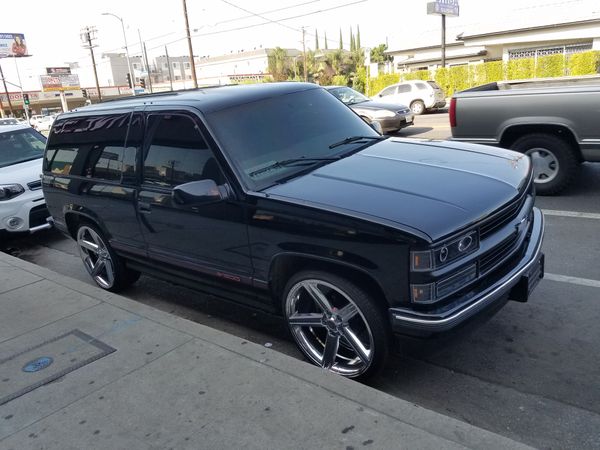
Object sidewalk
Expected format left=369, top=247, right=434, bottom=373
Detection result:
left=0, top=251, right=531, bottom=450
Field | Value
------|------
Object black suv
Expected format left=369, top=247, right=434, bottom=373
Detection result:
left=42, top=83, right=545, bottom=379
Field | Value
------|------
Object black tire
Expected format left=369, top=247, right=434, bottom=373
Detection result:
left=510, top=133, right=579, bottom=196
left=75, top=223, right=140, bottom=292
left=282, top=270, right=390, bottom=381
left=410, top=100, right=426, bottom=115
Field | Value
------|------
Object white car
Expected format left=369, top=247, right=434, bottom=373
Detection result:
left=34, top=115, right=56, bottom=133
left=371, top=80, right=447, bottom=115
left=0, top=124, right=52, bottom=234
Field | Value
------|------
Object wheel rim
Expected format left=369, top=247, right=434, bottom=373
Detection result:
left=525, top=147, right=559, bottom=184
left=76, top=226, right=115, bottom=289
left=411, top=102, right=424, bottom=114
left=285, top=279, right=374, bottom=378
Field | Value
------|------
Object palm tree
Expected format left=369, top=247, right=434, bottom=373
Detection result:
left=268, top=47, right=290, bottom=82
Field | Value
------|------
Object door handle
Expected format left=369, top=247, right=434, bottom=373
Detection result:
left=138, top=201, right=152, bottom=214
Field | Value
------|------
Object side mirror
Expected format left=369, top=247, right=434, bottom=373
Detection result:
left=172, top=179, right=229, bottom=206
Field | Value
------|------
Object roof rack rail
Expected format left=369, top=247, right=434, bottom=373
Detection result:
left=98, top=84, right=239, bottom=104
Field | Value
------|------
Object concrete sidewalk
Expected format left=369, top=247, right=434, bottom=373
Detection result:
left=0, top=252, right=531, bottom=450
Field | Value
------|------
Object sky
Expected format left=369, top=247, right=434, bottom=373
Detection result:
left=1, top=0, right=599, bottom=90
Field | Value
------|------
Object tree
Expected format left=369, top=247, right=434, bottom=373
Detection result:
left=268, top=47, right=291, bottom=81
left=370, top=44, right=393, bottom=64
left=315, top=29, right=319, bottom=50
left=350, top=27, right=354, bottom=52
left=356, top=25, right=361, bottom=49
left=324, top=31, right=328, bottom=50
left=339, top=28, right=343, bottom=50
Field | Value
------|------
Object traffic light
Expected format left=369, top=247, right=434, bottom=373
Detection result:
left=126, top=73, right=132, bottom=88
left=82, top=89, right=88, bottom=98
left=23, top=93, right=30, bottom=105
left=140, top=78, right=146, bottom=89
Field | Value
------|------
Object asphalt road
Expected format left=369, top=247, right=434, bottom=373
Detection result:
left=2, top=117, right=599, bottom=449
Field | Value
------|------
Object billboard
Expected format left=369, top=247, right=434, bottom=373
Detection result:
left=46, top=67, right=71, bottom=75
left=0, top=33, right=28, bottom=58
left=40, top=74, right=81, bottom=92
left=427, top=0, right=459, bottom=16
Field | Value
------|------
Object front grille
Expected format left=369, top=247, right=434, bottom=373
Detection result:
left=29, top=205, right=50, bottom=228
left=479, top=179, right=531, bottom=238
left=479, top=232, right=520, bottom=276
left=27, top=180, right=42, bottom=191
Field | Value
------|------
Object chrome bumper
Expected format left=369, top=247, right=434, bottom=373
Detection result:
left=390, top=208, right=545, bottom=333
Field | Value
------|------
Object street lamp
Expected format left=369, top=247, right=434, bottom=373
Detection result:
left=102, top=12, right=136, bottom=96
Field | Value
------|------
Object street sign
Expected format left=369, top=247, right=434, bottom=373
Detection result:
left=427, top=0, right=459, bottom=16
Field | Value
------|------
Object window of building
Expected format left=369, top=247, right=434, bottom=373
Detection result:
left=143, top=114, right=222, bottom=188
left=175, top=75, right=181, bottom=80
left=508, top=42, right=593, bottom=60
left=133, top=63, right=139, bottom=70
left=163, top=63, right=169, bottom=69
left=184, top=62, right=190, bottom=69
left=173, top=62, right=179, bottom=69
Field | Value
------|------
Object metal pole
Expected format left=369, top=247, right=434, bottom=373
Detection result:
left=119, top=18, right=135, bottom=95
left=13, top=56, right=29, bottom=121
left=0, top=63, right=13, bottom=117
left=165, top=46, right=174, bottom=91
left=441, top=14, right=446, bottom=68
left=86, top=30, right=102, bottom=102
left=143, top=41, right=154, bottom=93
left=182, top=0, right=198, bottom=88
left=59, top=90, right=69, bottom=112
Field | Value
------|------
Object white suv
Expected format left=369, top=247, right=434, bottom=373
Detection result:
left=0, top=124, right=52, bottom=234
left=372, top=80, right=446, bottom=115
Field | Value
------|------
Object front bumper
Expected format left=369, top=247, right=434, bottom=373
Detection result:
left=0, top=190, right=52, bottom=233
left=377, top=114, right=414, bottom=133
left=389, top=207, right=545, bottom=333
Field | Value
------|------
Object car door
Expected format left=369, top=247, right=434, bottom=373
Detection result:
left=136, top=108, right=253, bottom=284
left=375, top=85, right=398, bottom=104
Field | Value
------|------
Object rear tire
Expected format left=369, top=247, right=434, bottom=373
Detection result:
left=76, top=223, right=140, bottom=292
left=510, top=133, right=579, bottom=196
left=282, top=270, right=390, bottom=381
left=410, top=100, right=426, bottom=115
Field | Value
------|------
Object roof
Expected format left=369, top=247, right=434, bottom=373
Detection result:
left=62, top=82, right=320, bottom=117
left=460, top=17, right=600, bottom=40
left=0, top=123, right=30, bottom=133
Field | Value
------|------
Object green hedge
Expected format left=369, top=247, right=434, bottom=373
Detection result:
left=367, top=51, right=600, bottom=98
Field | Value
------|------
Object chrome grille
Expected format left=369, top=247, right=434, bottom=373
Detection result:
left=480, top=179, right=530, bottom=238
left=27, top=180, right=42, bottom=191
left=479, top=232, right=520, bottom=276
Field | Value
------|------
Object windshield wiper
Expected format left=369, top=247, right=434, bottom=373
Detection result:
left=248, top=157, right=339, bottom=178
left=328, top=135, right=387, bottom=149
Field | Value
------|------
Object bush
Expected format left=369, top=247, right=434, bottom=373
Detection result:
left=507, top=58, right=535, bottom=80
left=536, top=54, right=565, bottom=78
left=331, top=74, right=349, bottom=86
left=568, top=51, right=600, bottom=76
left=403, top=70, right=430, bottom=81
left=367, top=73, right=400, bottom=96
left=352, top=67, right=366, bottom=93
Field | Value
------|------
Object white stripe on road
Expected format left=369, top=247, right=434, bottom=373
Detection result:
left=542, top=209, right=600, bottom=220
left=545, top=273, right=600, bottom=288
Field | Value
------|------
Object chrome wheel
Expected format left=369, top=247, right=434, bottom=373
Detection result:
left=285, top=279, right=375, bottom=377
left=77, top=226, right=115, bottom=289
left=525, top=147, right=559, bottom=184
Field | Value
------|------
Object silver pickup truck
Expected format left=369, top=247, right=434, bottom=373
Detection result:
left=450, top=77, right=600, bottom=195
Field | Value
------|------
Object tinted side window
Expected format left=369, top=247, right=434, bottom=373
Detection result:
left=45, top=113, right=130, bottom=180
left=415, top=83, right=428, bottom=90
left=143, top=114, right=223, bottom=188
left=379, top=86, right=397, bottom=96
left=397, top=84, right=412, bottom=93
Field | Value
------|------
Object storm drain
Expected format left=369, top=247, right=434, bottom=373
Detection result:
left=0, top=329, right=116, bottom=405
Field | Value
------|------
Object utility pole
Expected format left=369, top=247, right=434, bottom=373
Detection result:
left=13, top=56, right=29, bottom=121
left=165, top=46, right=174, bottom=91
left=301, top=26, right=307, bottom=82
left=138, top=29, right=153, bottom=93
left=0, top=63, right=14, bottom=117
left=441, top=14, right=446, bottom=68
left=81, top=26, right=102, bottom=102
left=182, top=0, right=198, bottom=88
left=143, top=42, right=154, bottom=93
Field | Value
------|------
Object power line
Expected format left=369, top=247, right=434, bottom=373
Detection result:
left=214, top=0, right=321, bottom=26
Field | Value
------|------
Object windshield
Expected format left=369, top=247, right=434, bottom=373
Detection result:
left=0, top=128, right=47, bottom=168
left=328, top=87, right=369, bottom=105
left=206, top=88, right=378, bottom=190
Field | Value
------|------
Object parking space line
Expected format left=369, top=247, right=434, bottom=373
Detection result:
left=545, top=273, right=600, bottom=288
left=542, top=209, right=600, bottom=220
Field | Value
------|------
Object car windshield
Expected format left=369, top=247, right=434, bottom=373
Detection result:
left=206, top=87, right=379, bottom=190
left=0, top=128, right=47, bottom=168
left=328, top=87, right=369, bottom=105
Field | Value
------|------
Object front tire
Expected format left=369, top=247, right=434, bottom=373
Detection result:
left=410, top=100, right=425, bottom=115
left=510, top=133, right=579, bottom=195
left=282, top=271, right=390, bottom=380
left=76, top=224, right=140, bottom=292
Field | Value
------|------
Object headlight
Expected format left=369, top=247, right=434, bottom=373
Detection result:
left=411, top=230, right=479, bottom=271
left=0, top=184, right=25, bottom=201
left=371, top=110, right=396, bottom=119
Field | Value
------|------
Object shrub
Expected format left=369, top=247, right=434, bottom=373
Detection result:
left=331, top=74, right=349, bottom=86
left=403, top=70, right=430, bottom=81
left=367, top=73, right=400, bottom=96
left=507, top=58, right=535, bottom=80
left=568, top=51, right=600, bottom=76
left=536, top=54, right=565, bottom=78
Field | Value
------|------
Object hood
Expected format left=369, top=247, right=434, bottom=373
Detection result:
left=264, top=138, right=530, bottom=242
left=349, top=100, right=409, bottom=112
left=0, top=157, right=44, bottom=185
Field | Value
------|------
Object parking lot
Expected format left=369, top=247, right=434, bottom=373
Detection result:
left=2, top=114, right=599, bottom=449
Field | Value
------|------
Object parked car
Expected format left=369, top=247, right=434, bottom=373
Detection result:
left=0, top=118, right=19, bottom=126
left=34, top=115, right=56, bottom=133
left=372, top=80, right=447, bottom=115
left=0, top=124, right=52, bottom=234
left=29, top=115, right=44, bottom=128
left=42, top=83, right=545, bottom=380
left=324, top=86, right=413, bottom=134
left=450, top=77, right=600, bottom=195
